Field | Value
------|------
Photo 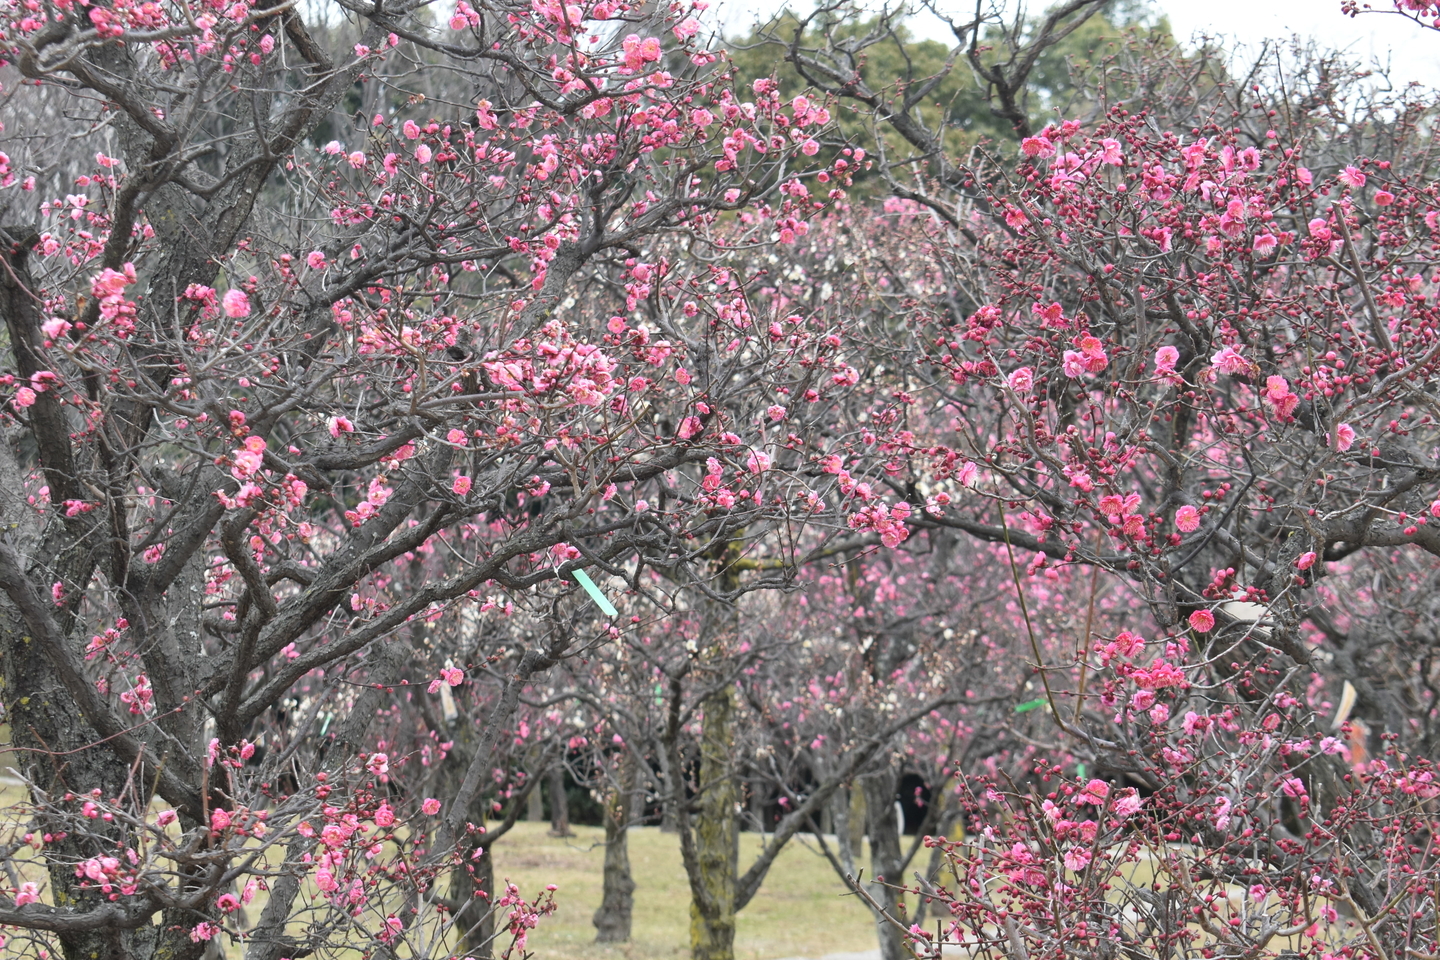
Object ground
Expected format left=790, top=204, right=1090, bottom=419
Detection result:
left=491, top=822, right=880, bottom=960
left=0, top=761, right=882, bottom=960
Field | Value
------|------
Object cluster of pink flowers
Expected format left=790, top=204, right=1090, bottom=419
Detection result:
left=847, top=500, right=912, bottom=548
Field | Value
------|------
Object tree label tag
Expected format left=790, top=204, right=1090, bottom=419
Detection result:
left=570, top=568, right=618, bottom=617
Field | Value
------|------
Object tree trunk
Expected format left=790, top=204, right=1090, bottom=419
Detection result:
left=451, top=841, right=497, bottom=958
left=0, top=385, right=207, bottom=960
left=689, top=684, right=738, bottom=960
left=661, top=791, right=679, bottom=832
left=524, top=747, right=546, bottom=822
left=848, top=780, right=868, bottom=856
left=864, top=769, right=908, bottom=960
left=548, top=764, right=572, bottom=837
left=831, top=784, right=859, bottom=878
left=747, top=771, right=767, bottom=834
left=593, top=755, right=637, bottom=942
left=912, top=788, right=959, bottom=929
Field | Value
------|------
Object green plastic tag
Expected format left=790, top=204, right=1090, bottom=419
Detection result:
left=570, top=568, right=618, bottom=617
left=1014, top=698, right=1047, bottom=713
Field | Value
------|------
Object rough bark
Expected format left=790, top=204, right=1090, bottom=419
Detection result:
left=547, top=764, right=572, bottom=837
left=0, top=229, right=206, bottom=960
left=527, top=783, right=545, bottom=822
left=688, top=682, right=738, bottom=960
left=451, top=842, right=498, bottom=959
left=848, top=781, right=868, bottom=858
left=593, top=754, right=637, bottom=942
left=864, top=769, right=907, bottom=960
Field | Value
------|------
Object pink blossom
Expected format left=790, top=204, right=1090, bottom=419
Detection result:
left=422, top=797, right=442, bottom=815
left=1280, top=777, right=1307, bottom=800
left=14, top=882, right=39, bottom=906
left=403, top=120, right=421, bottom=139
left=1338, top=165, right=1366, bottom=188
left=1154, top=345, right=1179, bottom=373
left=1374, top=189, right=1395, bottom=206
left=1113, top=631, right=1145, bottom=658
left=307, top=251, right=327, bottom=269
left=1210, top=345, right=1251, bottom=377
left=1077, top=779, right=1109, bottom=805
left=1189, top=609, right=1215, bottom=633
left=442, top=666, right=465, bottom=686
left=1021, top=136, right=1055, bottom=158
left=1174, top=505, right=1201, bottom=532
left=156, top=809, right=177, bottom=827
left=211, top=808, right=232, bottom=833
left=216, top=893, right=241, bottom=913
left=677, top=416, right=702, bottom=440
left=1334, top=422, right=1356, bottom=451
left=1112, top=789, right=1143, bottom=817
left=1264, top=375, right=1298, bottom=418
left=222, top=289, right=251, bottom=318
left=13, top=387, right=36, bottom=409
left=328, top=415, right=355, bottom=438
left=1296, top=551, right=1317, bottom=570
left=1063, top=846, right=1091, bottom=871
left=452, top=475, right=472, bottom=496
left=91, top=264, right=135, bottom=299
left=367, top=752, right=390, bottom=776
left=190, top=923, right=220, bottom=943
left=1007, top=367, right=1034, bottom=392
left=375, top=802, right=395, bottom=827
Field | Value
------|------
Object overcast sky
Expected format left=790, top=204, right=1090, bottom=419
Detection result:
left=713, top=0, right=1440, bottom=88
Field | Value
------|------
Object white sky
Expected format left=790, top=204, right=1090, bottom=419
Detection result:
left=713, top=0, right=1440, bottom=89
left=1161, top=0, right=1439, bottom=88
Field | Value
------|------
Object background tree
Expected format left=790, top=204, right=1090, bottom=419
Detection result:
left=0, top=0, right=854, bottom=956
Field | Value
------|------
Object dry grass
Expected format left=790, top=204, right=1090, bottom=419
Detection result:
left=491, top=822, right=880, bottom=960
left=0, top=769, right=881, bottom=960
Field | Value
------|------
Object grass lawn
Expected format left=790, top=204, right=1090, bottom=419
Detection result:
left=491, top=822, right=881, bottom=960
left=0, top=769, right=881, bottom=960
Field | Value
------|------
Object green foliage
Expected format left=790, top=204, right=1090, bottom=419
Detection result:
left=723, top=1, right=1178, bottom=184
